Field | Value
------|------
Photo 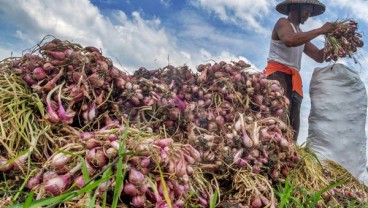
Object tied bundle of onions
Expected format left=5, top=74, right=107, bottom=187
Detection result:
left=324, top=19, right=364, bottom=62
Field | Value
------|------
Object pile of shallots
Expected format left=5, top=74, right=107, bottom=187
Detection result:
left=25, top=125, right=203, bottom=207
left=0, top=37, right=301, bottom=207
left=8, top=37, right=129, bottom=130
left=120, top=60, right=299, bottom=184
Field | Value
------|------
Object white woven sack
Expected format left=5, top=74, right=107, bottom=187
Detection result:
left=307, top=63, right=368, bottom=185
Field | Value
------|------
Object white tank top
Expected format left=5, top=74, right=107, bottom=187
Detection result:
left=267, top=22, right=305, bottom=71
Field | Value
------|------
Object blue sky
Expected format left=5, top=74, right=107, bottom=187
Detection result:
left=0, top=0, right=367, bottom=144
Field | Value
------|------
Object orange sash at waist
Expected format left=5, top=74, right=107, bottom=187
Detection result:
left=263, top=61, right=303, bottom=97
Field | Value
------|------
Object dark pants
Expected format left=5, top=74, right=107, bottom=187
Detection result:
left=267, top=72, right=302, bottom=141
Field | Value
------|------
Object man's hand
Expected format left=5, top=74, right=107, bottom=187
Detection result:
left=320, top=22, right=336, bottom=34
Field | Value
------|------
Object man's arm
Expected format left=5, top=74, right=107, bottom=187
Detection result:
left=275, top=18, right=333, bottom=47
left=304, top=42, right=325, bottom=63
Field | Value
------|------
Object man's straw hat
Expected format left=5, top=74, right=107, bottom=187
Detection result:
left=276, top=0, right=326, bottom=17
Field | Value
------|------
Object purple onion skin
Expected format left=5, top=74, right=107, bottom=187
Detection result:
left=128, top=167, right=145, bottom=185
left=44, top=163, right=81, bottom=196
left=198, top=197, right=208, bottom=207
left=46, top=50, right=66, bottom=60
left=174, top=200, right=185, bottom=208
left=32, top=67, right=47, bottom=80
left=123, top=183, right=139, bottom=196
left=73, top=175, right=86, bottom=189
left=51, top=153, right=70, bottom=169
left=130, top=195, right=146, bottom=207
left=86, top=147, right=107, bottom=168
left=26, top=171, right=43, bottom=189
left=43, top=171, right=58, bottom=182
left=0, top=157, right=13, bottom=172
left=156, top=202, right=170, bottom=208
left=44, top=175, right=71, bottom=196
left=45, top=85, right=61, bottom=123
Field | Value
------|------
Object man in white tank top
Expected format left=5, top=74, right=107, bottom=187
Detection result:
left=264, top=0, right=335, bottom=141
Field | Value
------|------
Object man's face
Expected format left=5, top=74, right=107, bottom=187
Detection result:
left=300, top=5, right=313, bottom=24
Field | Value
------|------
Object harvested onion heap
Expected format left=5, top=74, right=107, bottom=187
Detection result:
left=123, top=62, right=298, bottom=178
left=5, top=37, right=130, bottom=131
left=5, top=37, right=367, bottom=207
left=324, top=20, right=364, bottom=62
left=118, top=61, right=300, bottom=207
left=0, top=37, right=298, bottom=207
left=25, top=126, right=204, bottom=208
left=3, top=36, right=299, bottom=206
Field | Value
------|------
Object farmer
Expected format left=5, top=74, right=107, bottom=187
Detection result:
left=264, top=0, right=335, bottom=141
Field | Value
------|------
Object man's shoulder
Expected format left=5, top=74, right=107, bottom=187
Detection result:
left=275, top=17, right=291, bottom=28
left=277, top=17, right=288, bottom=23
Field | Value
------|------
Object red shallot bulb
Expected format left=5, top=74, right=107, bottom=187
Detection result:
left=131, top=195, right=146, bottom=207
left=44, top=163, right=81, bottom=196
left=153, top=138, right=173, bottom=148
left=43, top=171, right=58, bottom=182
left=105, top=147, right=118, bottom=159
left=26, top=170, right=43, bottom=189
left=140, top=157, right=151, bottom=168
left=46, top=50, right=66, bottom=60
left=0, top=156, right=13, bottom=172
left=128, top=167, right=145, bottom=185
left=86, top=147, right=107, bottom=168
left=251, top=196, right=262, bottom=208
left=32, top=67, right=47, bottom=80
left=51, top=153, right=71, bottom=169
left=83, top=138, right=103, bottom=149
left=44, top=174, right=71, bottom=196
left=198, top=197, right=208, bottom=207
left=43, top=62, right=55, bottom=73
left=123, top=183, right=139, bottom=196
left=73, top=175, right=86, bottom=189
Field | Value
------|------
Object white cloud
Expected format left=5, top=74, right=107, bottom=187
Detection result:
left=327, top=0, right=368, bottom=24
left=190, top=0, right=277, bottom=33
left=176, top=9, right=266, bottom=50
left=160, top=0, right=171, bottom=7
left=0, top=0, right=108, bottom=53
